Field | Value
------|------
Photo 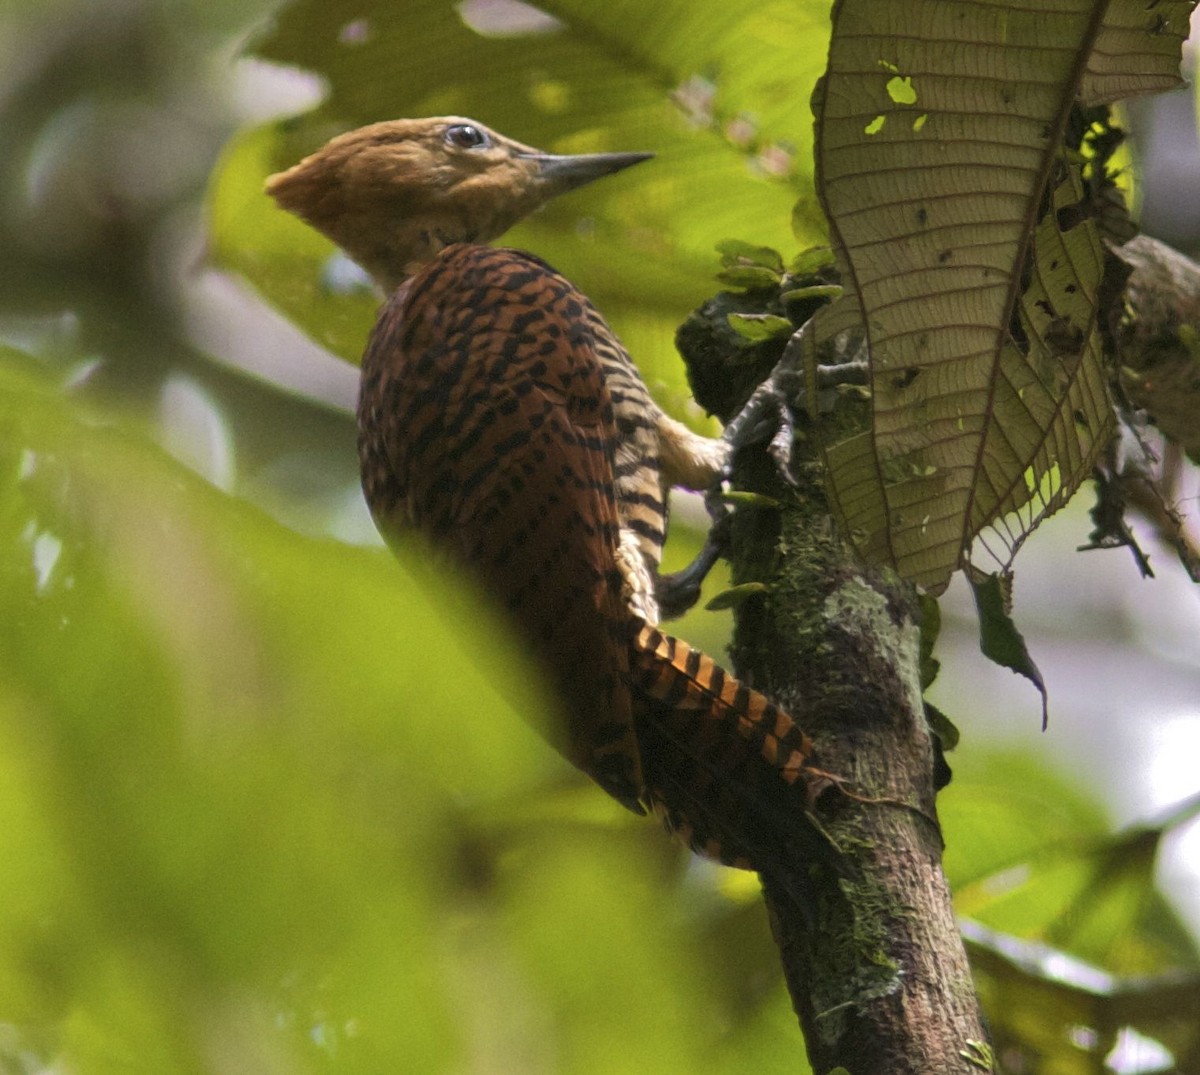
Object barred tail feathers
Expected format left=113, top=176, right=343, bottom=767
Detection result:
left=629, top=623, right=825, bottom=871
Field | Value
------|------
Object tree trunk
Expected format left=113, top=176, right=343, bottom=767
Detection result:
left=671, top=211, right=1200, bottom=1075
left=722, top=442, right=987, bottom=1072
left=668, top=282, right=994, bottom=1072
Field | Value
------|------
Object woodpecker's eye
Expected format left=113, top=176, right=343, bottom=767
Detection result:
left=444, top=124, right=489, bottom=150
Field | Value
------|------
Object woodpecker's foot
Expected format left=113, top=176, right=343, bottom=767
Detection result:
left=656, top=509, right=731, bottom=618
left=815, top=357, right=869, bottom=398
left=721, top=353, right=869, bottom=478
left=721, top=365, right=804, bottom=486
left=654, top=375, right=798, bottom=617
left=657, top=336, right=868, bottom=616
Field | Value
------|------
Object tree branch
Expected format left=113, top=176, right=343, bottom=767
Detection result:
left=1098, top=234, right=1200, bottom=578
left=1117, top=233, right=1200, bottom=462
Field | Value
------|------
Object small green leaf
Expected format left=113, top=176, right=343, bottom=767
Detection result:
left=961, top=1039, right=994, bottom=1071
left=716, top=265, right=783, bottom=291
left=917, top=591, right=941, bottom=690
left=780, top=283, right=843, bottom=303
left=705, top=582, right=768, bottom=610
left=715, top=238, right=785, bottom=273
left=925, top=702, right=960, bottom=752
left=726, top=313, right=794, bottom=343
left=718, top=490, right=782, bottom=509
left=967, top=568, right=1048, bottom=728
left=789, top=246, right=836, bottom=275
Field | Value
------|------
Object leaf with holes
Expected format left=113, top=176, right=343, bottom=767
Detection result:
left=799, top=0, right=1194, bottom=592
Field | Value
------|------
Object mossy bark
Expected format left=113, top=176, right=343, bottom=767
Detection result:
left=733, top=448, right=986, bottom=1071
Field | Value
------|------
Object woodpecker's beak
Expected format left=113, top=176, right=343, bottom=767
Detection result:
left=522, top=150, right=654, bottom=194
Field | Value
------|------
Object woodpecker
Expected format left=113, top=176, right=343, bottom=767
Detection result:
left=267, top=117, right=828, bottom=870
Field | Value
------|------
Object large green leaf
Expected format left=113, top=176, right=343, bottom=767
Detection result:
left=0, top=352, right=737, bottom=1072
left=208, top=0, right=833, bottom=409
left=802, top=0, right=1194, bottom=591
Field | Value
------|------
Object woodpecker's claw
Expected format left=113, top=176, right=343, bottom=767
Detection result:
left=720, top=363, right=804, bottom=493
left=656, top=510, right=730, bottom=619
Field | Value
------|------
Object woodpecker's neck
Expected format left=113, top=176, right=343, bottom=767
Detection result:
left=335, top=211, right=486, bottom=294
left=358, top=226, right=448, bottom=293
left=350, top=199, right=518, bottom=293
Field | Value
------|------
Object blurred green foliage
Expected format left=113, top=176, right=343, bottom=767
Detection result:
left=0, top=350, right=743, bottom=1073
left=1, top=0, right=1198, bottom=1071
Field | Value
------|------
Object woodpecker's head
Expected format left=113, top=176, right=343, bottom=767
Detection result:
left=266, top=116, right=651, bottom=292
